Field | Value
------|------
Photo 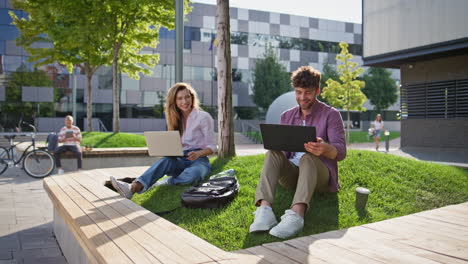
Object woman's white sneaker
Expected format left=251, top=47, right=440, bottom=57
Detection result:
left=249, top=206, right=278, bottom=233
left=269, top=209, right=304, bottom=239
left=110, top=176, right=133, bottom=199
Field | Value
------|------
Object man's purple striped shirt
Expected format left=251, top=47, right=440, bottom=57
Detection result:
left=280, top=100, right=346, bottom=192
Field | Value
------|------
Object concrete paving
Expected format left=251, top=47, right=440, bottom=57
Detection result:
left=0, top=168, right=67, bottom=264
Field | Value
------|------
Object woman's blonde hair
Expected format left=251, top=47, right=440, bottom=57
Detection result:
left=165, top=82, right=200, bottom=133
left=375, top=114, right=382, bottom=122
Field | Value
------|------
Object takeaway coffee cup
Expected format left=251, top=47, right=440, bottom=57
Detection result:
left=355, top=187, right=371, bottom=209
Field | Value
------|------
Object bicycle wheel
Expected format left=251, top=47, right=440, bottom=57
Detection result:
left=23, top=150, right=55, bottom=178
left=0, top=146, right=9, bottom=175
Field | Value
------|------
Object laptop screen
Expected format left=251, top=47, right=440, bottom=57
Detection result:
left=260, top=124, right=316, bottom=152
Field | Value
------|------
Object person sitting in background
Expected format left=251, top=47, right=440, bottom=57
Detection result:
left=54, top=115, right=82, bottom=174
left=110, top=83, right=216, bottom=200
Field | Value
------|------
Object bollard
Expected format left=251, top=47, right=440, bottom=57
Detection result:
left=355, top=187, right=371, bottom=209
left=385, top=130, right=390, bottom=152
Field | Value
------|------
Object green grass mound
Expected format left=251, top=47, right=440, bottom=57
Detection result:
left=82, top=132, right=146, bottom=148
left=132, top=150, right=468, bottom=251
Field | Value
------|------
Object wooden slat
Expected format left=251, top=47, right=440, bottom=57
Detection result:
left=262, top=242, right=327, bottom=264
left=44, top=178, right=100, bottom=264
left=44, top=176, right=134, bottom=264
left=309, top=229, right=440, bottom=264
left=75, top=170, right=218, bottom=263
left=413, top=210, right=468, bottom=227
left=363, top=218, right=468, bottom=260
left=53, top=174, right=160, bottom=264
left=395, top=215, right=468, bottom=242
left=287, top=236, right=382, bottom=264
left=245, top=246, right=299, bottom=264
left=63, top=173, right=190, bottom=264
left=349, top=226, right=467, bottom=264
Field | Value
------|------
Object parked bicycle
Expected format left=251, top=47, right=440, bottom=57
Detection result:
left=0, top=122, right=55, bottom=178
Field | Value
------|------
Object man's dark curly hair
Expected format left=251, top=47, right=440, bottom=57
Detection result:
left=291, top=66, right=321, bottom=90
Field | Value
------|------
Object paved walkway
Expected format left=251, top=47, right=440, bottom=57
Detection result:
left=0, top=168, right=67, bottom=264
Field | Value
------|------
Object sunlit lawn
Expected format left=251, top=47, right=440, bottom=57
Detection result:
left=132, top=150, right=468, bottom=251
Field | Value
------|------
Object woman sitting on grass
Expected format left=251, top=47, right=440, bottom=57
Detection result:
left=110, top=83, right=216, bottom=199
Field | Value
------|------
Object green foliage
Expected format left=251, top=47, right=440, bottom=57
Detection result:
left=81, top=132, right=147, bottom=148
left=1, top=65, right=55, bottom=125
left=99, top=0, right=191, bottom=79
left=321, top=42, right=367, bottom=144
left=10, top=0, right=108, bottom=73
left=133, top=151, right=468, bottom=251
left=234, top=107, right=258, bottom=119
left=252, top=44, right=291, bottom=109
left=318, top=62, right=339, bottom=104
left=362, top=67, right=398, bottom=112
left=10, top=0, right=114, bottom=131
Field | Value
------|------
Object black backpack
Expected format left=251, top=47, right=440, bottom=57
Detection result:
left=181, top=176, right=239, bottom=209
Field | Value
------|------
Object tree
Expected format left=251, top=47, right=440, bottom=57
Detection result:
left=318, top=62, right=339, bottom=104
left=321, top=42, right=367, bottom=145
left=2, top=64, right=55, bottom=130
left=98, top=0, right=191, bottom=132
left=216, top=0, right=235, bottom=158
left=10, top=0, right=109, bottom=132
left=362, top=67, right=398, bottom=112
left=252, top=44, right=290, bottom=110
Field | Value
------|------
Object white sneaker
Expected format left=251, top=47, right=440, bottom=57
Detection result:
left=57, top=169, right=64, bottom=175
left=269, top=209, right=304, bottom=239
left=110, top=176, right=133, bottom=199
left=249, top=206, right=278, bottom=233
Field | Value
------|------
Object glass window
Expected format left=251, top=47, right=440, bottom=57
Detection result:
left=0, top=25, right=18, bottom=40
left=231, top=32, right=248, bottom=45
left=159, top=27, right=175, bottom=39
left=122, top=76, right=139, bottom=91
left=3, top=55, right=22, bottom=72
left=0, top=40, right=5, bottom=54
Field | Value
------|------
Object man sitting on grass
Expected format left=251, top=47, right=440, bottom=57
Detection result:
left=249, top=66, right=346, bottom=239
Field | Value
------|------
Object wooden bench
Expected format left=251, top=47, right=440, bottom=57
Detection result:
left=44, top=167, right=468, bottom=264
left=44, top=167, right=263, bottom=264
left=13, top=143, right=156, bottom=171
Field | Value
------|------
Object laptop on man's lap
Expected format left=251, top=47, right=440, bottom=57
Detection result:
left=260, top=124, right=316, bottom=152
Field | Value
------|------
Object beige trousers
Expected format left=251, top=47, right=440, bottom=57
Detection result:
left=255, top=150, right=330, bottom=209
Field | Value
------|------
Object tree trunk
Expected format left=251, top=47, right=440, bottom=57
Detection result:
left=112, top=49, right=120, bottom=133
left=216, top=0, right=235, bottom=158
left=86, top=71, right=93, bottom=132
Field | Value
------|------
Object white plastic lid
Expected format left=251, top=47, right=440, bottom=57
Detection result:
left=356, top=187, right=371, bottom=194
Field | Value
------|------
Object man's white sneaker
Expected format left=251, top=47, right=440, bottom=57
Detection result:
left=57, top=169, right=64, bottom=175
left=249, top=206, right=278, bottom=233
left=269, top=209, right=304, bottom=239
left=110, top=176, right=133, bottom=199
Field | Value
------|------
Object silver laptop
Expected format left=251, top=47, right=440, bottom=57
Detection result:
left=144, top=131, right=184, bottom=157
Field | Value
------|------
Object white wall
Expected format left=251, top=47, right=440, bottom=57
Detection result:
left=363, top=0, right=468, bottom=57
